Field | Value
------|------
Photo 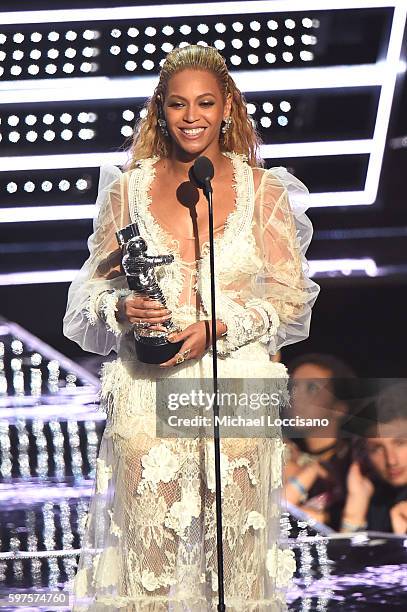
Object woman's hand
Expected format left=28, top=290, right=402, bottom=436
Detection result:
left=285, top=461, right=328, bottom=505
left=159, top=319, right=227, bottom=368
left=116, top=294, right=172, bottom=330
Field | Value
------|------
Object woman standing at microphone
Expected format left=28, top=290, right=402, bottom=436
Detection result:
left=64, top=45, right=319, bottom=610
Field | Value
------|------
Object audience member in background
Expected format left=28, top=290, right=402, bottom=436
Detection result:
left=283, top=353, right=356, bottom=530
left=341, top=382, right=407, bottom=534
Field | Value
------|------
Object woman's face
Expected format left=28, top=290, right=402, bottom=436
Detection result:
left=163, top=68, right=231, bottom=160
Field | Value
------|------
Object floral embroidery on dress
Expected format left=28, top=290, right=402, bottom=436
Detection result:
left=125, top=547, right=177, bottom=595
left=266, top=544, right=296, bottom=587
left=270, top=438, right=285, bottom=489
left=242, top=510, right=266, bottom=533
left=141, top=570, right=162, bottom=592
left=130, top=489, right=171, bottom=549
left=204, top=442, right=258, bottom=493
left=222, top=482, right=244, bottom=549
left=92, top=546, right=120, bottom=588
left=164, top=490, right=200, bottom=538
left=204, top=447, right=232, bottom=493
left=95, top=458, right=112, bottom=494
left=137, top=442, right=180, bottom=494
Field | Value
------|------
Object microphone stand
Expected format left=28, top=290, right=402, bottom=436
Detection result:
left=202, top=176, right=226, bottom=612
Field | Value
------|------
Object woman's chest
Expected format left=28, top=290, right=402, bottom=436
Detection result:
left=149, top=179, right=236, bottom=239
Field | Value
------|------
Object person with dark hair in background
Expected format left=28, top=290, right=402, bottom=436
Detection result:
left=341, top=382, right=407, bottom=534
left=283, top=353, right=356, bottom=530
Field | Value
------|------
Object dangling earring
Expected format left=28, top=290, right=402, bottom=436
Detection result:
left=221, top=116, right=232, bottom=134
left=156, top=94, right=169, bottom=137
left=158, top=118, right=169, bottom=137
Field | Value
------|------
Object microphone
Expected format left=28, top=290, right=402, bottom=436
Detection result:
left=192, top=156, right=214, bottom=196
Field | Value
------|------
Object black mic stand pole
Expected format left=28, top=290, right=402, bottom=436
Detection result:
left=203, top=176, right=226, bottom=612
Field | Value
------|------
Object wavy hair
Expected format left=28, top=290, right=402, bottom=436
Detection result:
left=127, top=45, right=263, bottom=168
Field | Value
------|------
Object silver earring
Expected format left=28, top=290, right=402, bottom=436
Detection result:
left=221, top=116, right=232, bottom=134
left=158, top=118, right=169, bottom=137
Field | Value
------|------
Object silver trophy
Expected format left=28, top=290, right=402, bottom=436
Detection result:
left=116, top=223, right=183, bottom=364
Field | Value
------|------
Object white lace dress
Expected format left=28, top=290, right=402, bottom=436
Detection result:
left=63, top=152, right=319, bottom=611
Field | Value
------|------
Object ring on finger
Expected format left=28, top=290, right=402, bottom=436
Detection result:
left=134, top=320, right=151, bottom=329
left=175, top=348, right=192, bottom=365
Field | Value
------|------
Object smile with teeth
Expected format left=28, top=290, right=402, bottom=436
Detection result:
left=180, top=127, right=206, bottom=137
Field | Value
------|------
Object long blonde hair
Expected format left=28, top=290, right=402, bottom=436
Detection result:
left=128, top=45, right=263, bottom=168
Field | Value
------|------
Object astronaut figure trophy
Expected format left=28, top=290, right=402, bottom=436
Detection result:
left=116, top=223, right=183, bottom=364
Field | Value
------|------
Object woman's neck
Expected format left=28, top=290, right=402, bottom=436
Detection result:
left=166, top=148, right=227, bottom=182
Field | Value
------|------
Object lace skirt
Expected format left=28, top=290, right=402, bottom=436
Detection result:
left=71, top=345, right=296, bottom=611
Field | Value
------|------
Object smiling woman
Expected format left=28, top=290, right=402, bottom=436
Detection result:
left=63, top=44, right=320, bottom=611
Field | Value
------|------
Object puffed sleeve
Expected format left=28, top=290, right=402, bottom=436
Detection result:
left=218, top=166, right=320, bottom=355
left=63, top=165, right=134, bottom=355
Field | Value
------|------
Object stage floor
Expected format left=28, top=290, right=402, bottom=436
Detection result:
left=0, top=322, right=406, bottom=610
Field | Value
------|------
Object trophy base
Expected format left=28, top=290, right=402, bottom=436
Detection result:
left=135, top=335, right=184, bottom=364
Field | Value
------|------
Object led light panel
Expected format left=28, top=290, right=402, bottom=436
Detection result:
left=0, top=1, right=404, bottom=211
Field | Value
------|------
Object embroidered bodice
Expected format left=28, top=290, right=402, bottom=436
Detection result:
left=63, top=153, right=319, bottom=358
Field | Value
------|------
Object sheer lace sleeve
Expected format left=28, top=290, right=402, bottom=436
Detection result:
left=63, top=165, right=133, bottom=355
left=218, top=166, right=320, bottom=355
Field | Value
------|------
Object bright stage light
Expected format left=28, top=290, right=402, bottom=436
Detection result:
left=60, top=113, right=72, bottom=124
left=122, top=110, right=134, bottom=121
left=9, top=131, right=20, bottom=142
left=308, top=258, right=378, bottom=277
left=59, top=180, right=70, bottom=191
left=1, top=2, right=404, bottom=26
left=142, top=59, right=154, bottom=70
left=0, top=270, right=79, bottom=285
left=0, top=205, right=95, bottom=223
left=0, top=259, right=379, bottom=286
left=249, top=38, right=260, bottom=48
left=6, top=183, right=18, bottom=194
left=121, top=125, right=133, bottom=137
left=41, top=181, right=53, bottom=192
left=26, top=131, right=38, bottom=142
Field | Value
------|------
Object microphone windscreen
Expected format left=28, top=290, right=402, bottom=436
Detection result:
left=193, top=156, right=214, bottom=185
